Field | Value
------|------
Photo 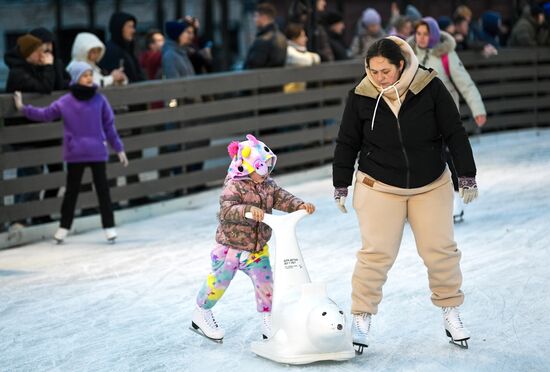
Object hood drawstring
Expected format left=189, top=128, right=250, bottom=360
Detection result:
left=371, top=82, right=402, bottom=131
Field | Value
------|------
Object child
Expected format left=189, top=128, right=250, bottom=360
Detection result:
left=191, top=134, right=315, bottom=342
left=13, top=61, right=129, bottom=243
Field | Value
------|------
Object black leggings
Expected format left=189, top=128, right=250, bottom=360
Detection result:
left=60, top=162, right=114, bottom=229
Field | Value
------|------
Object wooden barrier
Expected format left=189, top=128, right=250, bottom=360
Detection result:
left=1, top=48, right=549, bottom=230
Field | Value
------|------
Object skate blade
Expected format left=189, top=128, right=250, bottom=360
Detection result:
left=107, top=238, right=116, bottom=244
left=53, top=238, right=64, bottom=245
left=446, top=330, right=469, bottom=349
left=189, top=323, right=223, bottom=344
left=353, top=342, right=368, bottom=355
left=453, top=213, right=464, bottom=223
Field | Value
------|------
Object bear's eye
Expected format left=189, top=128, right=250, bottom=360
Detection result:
left=237, top=166, right=244, bottom=172
left=264, top=146, right=270, bottom=153
left=339, top=310, right=343, bottom=314
left=322, top=312, right=327, bottom=316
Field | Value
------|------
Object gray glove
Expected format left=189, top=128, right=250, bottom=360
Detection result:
left=334, top=187, right=348, bottom=213
left=458, top=177, right=478, bottom=204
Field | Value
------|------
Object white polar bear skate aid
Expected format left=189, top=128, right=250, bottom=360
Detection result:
left=245, top=210, right=355, bottom=365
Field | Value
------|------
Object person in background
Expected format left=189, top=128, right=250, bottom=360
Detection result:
left=408, top=17, right=486, bottom=222
left=68, top=32, right=127, bottom=87
left=29, top=27, right=70, bottom=91
left=283, top=22, right=321, bottom=93
left=333, top=37, right=477, bottom=352
left=139, top=29, right=165, bottom=80
left=508, top=4, right=547, bottom=46
left=390, top=16, right=413, bottom=40
left=13, top=62, right=128, bottom=243
left=182, top=16, right=213, bottom=75
left=438, top=16, right=455, bottom=35
left=244, top=2, right=287, bottom=69
left=162, top=20, right=196, bottom=79
left=99, top=11, right=145, bottom=83
left=350, top=8, right=386, bottom=58
left=322, top=11, right=350, bottom=60
left=5, top=34, right=57, bottom=94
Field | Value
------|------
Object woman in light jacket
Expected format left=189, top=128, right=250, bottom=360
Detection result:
left=408, top=17, right=486, bottom=222
left=284, top=22, right=320, bottom=93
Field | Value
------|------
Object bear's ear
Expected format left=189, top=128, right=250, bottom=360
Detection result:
left=246, top=133, right=259, bottom=144
left=227, top=141, right=239, bottom=158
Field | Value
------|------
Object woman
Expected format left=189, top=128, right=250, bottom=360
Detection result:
left=283, top=22, right=320, bottom=93
left=408, top=17, right=486, bottom=222
left=333, top=36, right=478, bottom=352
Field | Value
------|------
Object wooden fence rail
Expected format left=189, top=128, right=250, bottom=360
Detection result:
left=1, top=48, right=549, bottom=229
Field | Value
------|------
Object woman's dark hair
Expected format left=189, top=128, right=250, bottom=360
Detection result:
left=285, top=22, right=304, bottom=40
left=365, top=38, right=406, bottom=69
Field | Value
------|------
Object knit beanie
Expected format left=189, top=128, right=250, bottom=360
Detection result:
left=227, top=134, right=277, bottom=179
left=165, top=20, right=190, bottom=41
left=67, top=61, right=93, bottom=85
left=421, top=17, right=441, bottom=48
left=17, top=34, right=43, bottom=59
left=405, top=4, right=422, bottom=22
left=438, top=16, right=452, bottom=31
left=30, top=27, right=54, bottom=43
left=361, top=8, right=381, bottom=27
left=322, top=11, right=344, bottom=27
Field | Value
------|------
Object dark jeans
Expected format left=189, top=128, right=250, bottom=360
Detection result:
left=60, top=162, right=114, bottom=229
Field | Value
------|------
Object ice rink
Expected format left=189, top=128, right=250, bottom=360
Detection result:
left=1, top=128, right=549, bottom=372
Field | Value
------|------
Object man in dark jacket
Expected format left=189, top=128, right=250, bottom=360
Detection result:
left=508, top=5, right=546, bottom=47
left=243, top=3, right=287, bottom=69
left=99, top=11, right=145, bottom=82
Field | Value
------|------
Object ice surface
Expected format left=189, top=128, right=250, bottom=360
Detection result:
left=1, top=128, right=549, bottom=371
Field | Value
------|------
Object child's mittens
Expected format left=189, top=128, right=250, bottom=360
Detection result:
left=118, top=151, right=129, bottom=167
left=249, top=206, right=264, bottom=222
left=298, top=202, right=315, bottom=214
left=13, top=91, right=23, bottom=111
left=334, top=187, right=348, bottom=214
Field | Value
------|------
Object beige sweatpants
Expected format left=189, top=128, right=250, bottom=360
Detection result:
left=351, top=169, right=464, bottom=315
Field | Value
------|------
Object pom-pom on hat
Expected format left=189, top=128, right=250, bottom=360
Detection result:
left=227, top=134, right=277, bottom=179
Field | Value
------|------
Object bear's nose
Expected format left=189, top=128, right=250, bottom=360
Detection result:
left=337, top=324, right=343, bottom=330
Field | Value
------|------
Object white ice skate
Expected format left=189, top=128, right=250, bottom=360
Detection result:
left=442, top=306, right=470, bottom=349
left=190, top=305, right=225, bottom=343
left=54, top=227, right=69, bottom=243
left=104, top=228, right=117, bottom=243
left=453, top=192, right=464, bottom=223
left=261, top=312, right=272, bottom=339
left=351, top=313, right=371, bottom=354
left=247, top=210, right=355, bottom=365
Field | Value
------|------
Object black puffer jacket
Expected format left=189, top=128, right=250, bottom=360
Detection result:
left=98, top=12, right=145, bottom=82
left=4, top=47, right=56, bottom=93
left=333, top=65, right=476, bottom=189
left=244, top=22, right=287, bottom=69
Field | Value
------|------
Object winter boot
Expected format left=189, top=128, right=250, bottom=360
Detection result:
left=453, top=192, right=464, bottom=223
left=352, top=312, right=371, bottom=354
left=191, top=305, right=225, bottom=342
left=104, top=228, right=117, bottom=243
left=261, top=312, right=272, bottom=339
left=54, top=227, right=69, bottom=243
left=442, top=306, right=470, bottom=348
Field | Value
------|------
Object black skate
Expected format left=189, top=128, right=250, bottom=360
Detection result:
left=190, top=321, right=223, bottom=344
left=446, top=329, right=469, bottom=349
left=353, top=341, right=368, bottom=355
left=453, top=212, right=464, bottom=224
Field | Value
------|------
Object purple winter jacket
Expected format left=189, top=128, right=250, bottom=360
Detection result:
left=22, top=92, right=124, bottom=163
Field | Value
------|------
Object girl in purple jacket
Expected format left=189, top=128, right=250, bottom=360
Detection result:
left=191, top=134, right=315, bottom=343
left=14, top=61, right=128, bottom=243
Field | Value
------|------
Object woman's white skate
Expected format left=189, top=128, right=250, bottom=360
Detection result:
left=245, top=210, right=355, bottom=365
